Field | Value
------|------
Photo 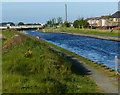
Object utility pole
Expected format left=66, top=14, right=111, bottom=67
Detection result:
left=65, top=4, right=67, bottom=22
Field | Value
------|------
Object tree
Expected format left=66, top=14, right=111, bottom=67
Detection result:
left=73, top=19, right=89, bottom=28
left=47, top=20, right=53, bottom=27
left=57, top=17, right=63, bottom=25
left=73, top=20, right=79, bottom=28
left=63, top=21, right=71, bottom=27
left=51, top=18, right=56, bottom=27
left=47, top=20, right=52, bottom=25
left=18, top=22, right=24, bottom=25
left=46, top=18, right=57, bottom=27
left=9, top=22, right=15, bottom=26
left=46, top=17, right=62, bottom=27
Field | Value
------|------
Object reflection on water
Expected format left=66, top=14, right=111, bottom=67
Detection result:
left=26, top=30, right=119, bottom=70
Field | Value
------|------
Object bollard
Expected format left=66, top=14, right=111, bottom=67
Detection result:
left=115, top=56, right=120, bottom=75
left=115, top=56, right=118, bottom=72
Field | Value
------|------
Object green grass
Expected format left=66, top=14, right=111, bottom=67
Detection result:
left=2, top=29, right=17, bottom=38
left=2, top=30, right=101, bottom=93
left=44, top=40, right=117, bottom=78
left=38, top=27, right=119, bottom=37
left=2, top=29, right=18, bottom=44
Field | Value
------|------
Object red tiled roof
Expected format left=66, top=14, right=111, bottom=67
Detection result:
left=86, top=15, right=111, bottom=20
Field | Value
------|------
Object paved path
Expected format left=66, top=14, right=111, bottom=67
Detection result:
left=83, top=62, right=118, bottom=93
left=50, top=47, right=119, bottom=93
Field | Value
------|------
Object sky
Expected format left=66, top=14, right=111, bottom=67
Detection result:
left=2, top=2, right=118, bottom=24
left=1, top=0, right=120, bottom=2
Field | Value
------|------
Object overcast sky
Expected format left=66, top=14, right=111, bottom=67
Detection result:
left=2, top=2, right=118, bottom=24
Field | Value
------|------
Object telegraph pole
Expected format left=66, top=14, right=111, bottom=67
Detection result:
left=65, top=4, right=67, bottom=22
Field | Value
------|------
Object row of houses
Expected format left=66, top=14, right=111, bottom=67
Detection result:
left=86, top=11, right=120, bottom=28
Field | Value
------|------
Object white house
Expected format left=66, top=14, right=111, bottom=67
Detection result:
left=86, top=16, right=111, bottom=27
left=86, top=11, right=120, bottom=27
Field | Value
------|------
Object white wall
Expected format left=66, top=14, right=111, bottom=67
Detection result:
left=88, top=19, right=99, bottom=26
left=101, top=19, right=107, bottom=26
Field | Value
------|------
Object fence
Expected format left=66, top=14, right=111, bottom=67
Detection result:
left=115, top=56, right=120, bottom=74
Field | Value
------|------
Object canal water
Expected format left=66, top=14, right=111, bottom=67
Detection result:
left=26, top=30, right=120, bottom=70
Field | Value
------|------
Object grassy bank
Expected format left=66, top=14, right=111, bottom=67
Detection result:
left=38, top=27, right=119, bottom=37
left=2, top=30, right=101, bottom=93
left=44, top=41, right=117, bottom=77
left=36, top=28, right=117, bottom=77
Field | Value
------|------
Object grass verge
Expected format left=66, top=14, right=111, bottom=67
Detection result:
left=38, top=27, right=119, bottom=37
left=37, top=37, right=117, bottom=78
left=2, top=29, right=101, bottom=93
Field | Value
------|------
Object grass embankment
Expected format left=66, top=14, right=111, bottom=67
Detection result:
left=2, top=29, right=17, bottom=44
left=37, top=28, right=117, bottom=77
left=2, top=30, right=101, bottom=93
left=39, top=27, right=119, bottom=37
left=45, top=41, right=117, bottom=77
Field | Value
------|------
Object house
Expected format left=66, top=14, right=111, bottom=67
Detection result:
left=87, top=17, right=100, bottom=27
left=0, top=22, right=15, bottom=26
left=86, top=11, right=120, bottom=28
left=86, top=15, right=111, bottom=27
left=111, top=11, right=120, bottom=26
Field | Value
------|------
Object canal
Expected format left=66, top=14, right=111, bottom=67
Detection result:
left=26, top=30, right=119, bottom=70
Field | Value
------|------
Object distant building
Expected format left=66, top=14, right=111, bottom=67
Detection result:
left=86, top=11, right=120, bottom=28
left=111, top=11, right=120, bottom=26
left=0, top=22, right=15, bottom=26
